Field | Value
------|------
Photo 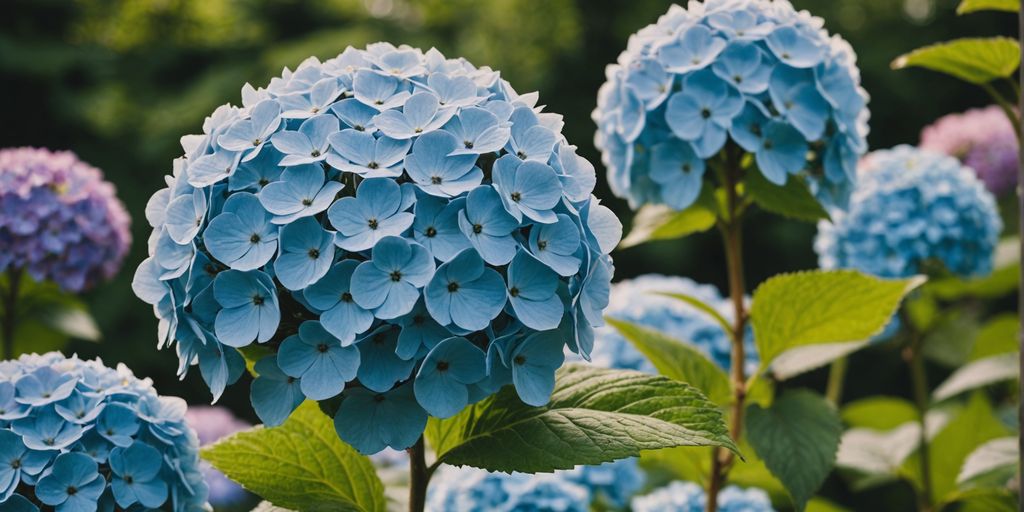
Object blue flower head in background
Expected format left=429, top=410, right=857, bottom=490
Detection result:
left=427, top=465, right=593, bottom=512
left=592, top=0, right=869, bottom=211
left=592, top=274, right=758, bottom=375
left=815, top=145, right=1002, bottom=280
left=185, top=406, right=252, bottom=508
left=631, top=481, right=775, bottom=512
left=0, top=352, right=209, bottom=512
left=133, top=43, right=621, bottom=455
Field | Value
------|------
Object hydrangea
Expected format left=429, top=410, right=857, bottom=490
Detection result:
left=919, top=105, right=1018, bottom=196
left=592, top=0, right=869, bottom=211
left=592, top=275, right=758, bottom=375
left=184, top=406, right=251, bottom=508
left=0, top=148, right=131, bottom=292
left=0, top=352, right=209, bottom=511
left=133, top=43, right=620, bottom=455
left=631, top=481, right=774, bottom=512
left=815, top=145, right=1002, bottom=279
left=427, top=466, right=590, bottom=512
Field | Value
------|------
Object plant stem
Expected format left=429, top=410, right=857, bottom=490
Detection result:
left=1018, top=6, right=1024, bottom=504
left=408, top=437, right=429, bottom=512
left=706, top=151, right=749, bottom=512
left=982, top=82, right=1021, bottom=139
left=905, top=333, right=933, bottom=512
left=824, top=357, right=849, bottom=406
left=2, top=268, right=22, bottom=361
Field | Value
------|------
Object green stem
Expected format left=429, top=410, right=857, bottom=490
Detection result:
left=825, top=356, right=849, bottom=406
left=408, top=437, right=429, bottom=512
left=706, top=150, right=748, bottom=512
left=981, top=82, right=1021, bottom=139
left=905, top=333, right=934, bottom=512
left=2, top=268, right=22, bottom=361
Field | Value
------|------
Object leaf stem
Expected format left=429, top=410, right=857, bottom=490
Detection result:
left=904, top=331, right=934, bottom=512
left=824, top=357, right=849, bottom=406
left=707, top=148, right=749, bottom=512
left=2, top=268, right=22, bottom=361
left=981, top=81, right=1021, bottom=138
left=409, top=436, right=429, bottom=512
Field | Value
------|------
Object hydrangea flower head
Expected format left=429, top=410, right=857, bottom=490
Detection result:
left=427, top=466, right=590, bottom=512
left=0, top=148, right=131, bottom=292
left=631, top=481, right=775, bottom=512
left=133, top=43, right=620, bottom=455
left=593, top=275, right=758, bottom=375
left=593, top=0, right=869, bottom=210
left=0, top=352, right=209, bottom=511
left=815, top=145, right=1002, bottom=279
left=185, top=406, right=251, bottom=508
left=919, top=105, right=1018, bottom=196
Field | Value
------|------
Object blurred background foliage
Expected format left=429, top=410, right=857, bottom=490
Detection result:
left=1, top=0, right=1018, bottom=509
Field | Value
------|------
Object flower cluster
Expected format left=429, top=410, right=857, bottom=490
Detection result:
left=0, top=352, right=208, bottom=512
left=593, top=0, right=869, bottom=211
left=426, top=460, right=644, bottom=512
left=185, top=406, right=251, bottom=507
left=133, top=43, right=619, bottom=454
left=0, top=147, right=131, bottom=292
left=815, top=145, right=1002, bottom=279
left=593, top=275, right=757, bottom=375
left=919, top=105, right=1018, bottom=196
left=631, top=481, right=774, bottom=512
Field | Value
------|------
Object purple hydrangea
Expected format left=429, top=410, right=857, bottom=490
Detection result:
left=919, top=105, right=1018, bottom=196
left=0, top=147, right=131, bottom=292
left=185, top=406, right=252, bottom=507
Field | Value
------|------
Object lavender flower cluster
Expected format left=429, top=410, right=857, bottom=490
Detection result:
left=0, top=148, right=131, bottom=292
left=184, top=406, right=251, bottom=508
left=919, top=105, right=1018, bottom=196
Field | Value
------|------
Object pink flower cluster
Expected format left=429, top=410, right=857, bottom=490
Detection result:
left=920, top=105, right=1018, bottom=196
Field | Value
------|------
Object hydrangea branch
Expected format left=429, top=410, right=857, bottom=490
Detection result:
left=409, top=436, right=429, bottom=512
left=903, top=325, right=934, bottom=512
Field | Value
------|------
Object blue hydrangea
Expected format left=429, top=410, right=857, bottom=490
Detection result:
left=133, top=43, right=620, bottom=455
left=184, top=406, right=252, bottom=508
left=631, top=481, right=775, bottom=512
left=815, top=145, right=1002, bottom=279
left=593, top=0, right=869, bottom=211
left=0, top=352, right=209, bottom=511
left=592, top=275, right=758, bottom=375
left=427, top=466, right=590, bottom=512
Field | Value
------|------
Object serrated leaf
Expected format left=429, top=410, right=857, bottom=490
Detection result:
left=841, top=397, right=918, bottom=430
left=619, top=192, right=717, bottom=248
left=969, top=314, right=1019, bottom=360
left=769, top=341, right=870, bottom=380
left=432, top=364, right=737, bottom=473
left=933, top=352, right=1019, bottom=402
left=202, top=402, right=385, bottom=512
left=957, top=0, right=1020, bottom=14
left=892, top=37, right=1021, bottom=84
left=750, top=270, right=924, bottom=366
left=605, top=317, right=732, bottom=404
left=746, top=390, right=842, bottom=511
left=957, top=437, right=1018, bottom=487
left=745, top=170, right=829, bottom=222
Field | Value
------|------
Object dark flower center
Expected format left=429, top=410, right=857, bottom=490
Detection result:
left=464, top=140, right=474, bottom=149
left=472, top=223, right=483, bottom=234
left=415, top=127, right=423, bottom=133
left=10, top=459, right=20, bottom=469
left=682, top=164, right=691, bottom=173
left=67, top=486, right=78, bottom=495
left=374, top=100, right=384, bottom=106
left=390, top=270, right=403, bottom=282
left=311, top=107, right=321, bottom=113
left=367, top=162, right=379, bottom=169
left=341, top=292, right=353, bottom=303
left=123, top=475, right=134, bottom=484
left=431, top=176, right=443, bottom=185
left=733, top=75, right=743, bottom=84
left=373, top=394, right=386, bottom=402
left=311, top=150, right=321, bottom=157
left=250, top=234, right=262, bottom=243
left=514, top=355, right=526, bottom=365
left=253, top=138, right=262, bottom=146
left=436, top=361, right=450, bottom=372
left=537, top=240, right=548, bottom=251
left=253, top=295, right=265, bottom=306
left=510, top=192, right=521, bottom=202
left=700, top=108, right=711, bottom=119
left=447, top=282, right=460, bottom=293
left=763, top=139, right=774, bottom=150
left=302, top=198, right=313, bottom=206
left=317, top=344, right=329, bottom=353
left=308, top=248, right=320, bottom=259
left=258, top=178, right=270, bottom=187
left=368, top=218, right=379, bottom=229
left=413, top=314, right=426, bottom=325
left=509, top=287, right=520, bottom=297
left=425, top=226, right=437, bottom=237
left=354, top=125, right=365, bottom=131
left=516, top=151, right=527, bottom=159
left=286, top=377, right=297, bottom=384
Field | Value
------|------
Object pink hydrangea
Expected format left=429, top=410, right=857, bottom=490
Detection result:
left=920, top=106, right=1018, bottom=195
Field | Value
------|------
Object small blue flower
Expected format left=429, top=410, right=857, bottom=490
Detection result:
left=506, top=250, right=563, bottom=331
left=624, top=59, right=673, bottom=109
left=352, top=70, right=411, bottom=111
left=329, top=178, right=415, bottom=252
left=413, top=337, right=486, bottom=418
left=631, top=481, right=775, bottom=512
left=649, top=139, right=707, bottom=210
left=355, top=325, right=418, bottom=392
left=413, top=195, right=471, bottom=262
left=769, top=67, right=830, bottom=141
left=273, top=217, right=335, bottom=291
left=163, top=188, right=207, bottom=244
left=330, top=99, right=379, bottom=132
left=250, top=356, right=305, bottom=427
left=189, top=150, right=242, bottom=188
left=218, top=99, right=283, bottom=162
left=707, top=9, right=774, bottom=40
left=729, top=101, right=771, bottom=153
left=424, top=248, right=507, bottom=331
left=376, top=48, right=427, bottom=78
left=258, top=164, right=343, bottom=224
left=204, top=192, right=279, bottom=271
left=373, top=92, right=456, bottom=139
left=507, top=106, right=557, bottom=162
left=491, top=156, right=562, bottom=224
left=35, top=452, right=105, bottom=512
left=213, top=269, right=281, bottom=347
left=528, top=214, right=582, bottom=277
left=765, top=25, right=824, bottom=69
left=0, top=381, right=29, bottom=420
left=109, top=442, right=168, bottom=509
left=53, top=391, right=104, bottom=424
left=755, top=121, right=810, bottom=185
left=0, top=430, right=49, bottom=501
left=326, top=130, right=411, bottom=178
left=427, top=72, right=484, bottom=108
left=711, top=42, right=772, bottom=94
left=404, top=131, right=482, bottom=197
left=304, top=260, right=374, bottom=344
left=278, top=78, right=342, bottom=119
left=272, top=114, right=338, bottom=166
left=657, top=25, right=727, bottom=74
left=458, top=186, right=519, bottom=266
left=351, top=236, right=434, bottom=319
left=334, top=383, right=427, bottom=454
left=507, top=330, right=565, bottom=406
left=395, top=298, right=451, bottom=360
left=95, top=403, right=141, bottom=447
left=278, top=321, right=360, bottom=400
left=443, top=107, right=511, bottom=155
left=15, top=367, right=77, bottom=407
left=12, top=408, right=84, bottom=451
left=665, top=70, right=744, bottom=158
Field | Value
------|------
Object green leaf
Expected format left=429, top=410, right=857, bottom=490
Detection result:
left=202, top=402, right=385, bottom=512
left=806, top=498, right=852, bottom=512
left=841, top=397, right=918, bottom=430
left=424, top=403, right=479, bottom=462
left=957, top=0, right=1020, bottom=14
left=605, top=317, right=732, bottom=404
left=237, top=344, right=275, bottom=376
left=745, top=170, right=829, bottom=222
left=251, top=502, right=296, bottom=512
left=768, top=341, right=871, bottom=381
left=746, top=390, right=842, bottom=511
left=835, top=423, right=920, bottom=478
left=641, top=438, right=788, bottom=502
left=751, top=270, right=925, bottom=366
left=969, top=314, right=1019, bottom=361
left=922, top=312, right=980, bottom=368
left=957, top=437, right=1018, bottom=487
left=654, top=292, right=733, bottom=336
left=431, top=364, right=737, bottom=473
left=932, top=352, right=1019, bottom=402
left=892, top=37, right=1021, bottom=85
left=619, top=191, right=717, bottom=248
